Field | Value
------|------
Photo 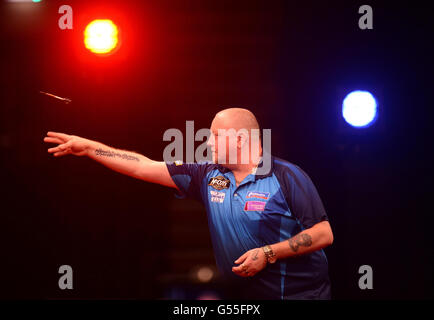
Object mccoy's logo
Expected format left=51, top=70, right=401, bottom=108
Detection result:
left=208, top=176, right=230, bottom=190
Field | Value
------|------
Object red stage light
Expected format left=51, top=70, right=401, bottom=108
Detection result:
left=84, top=19, right=119, bottom=55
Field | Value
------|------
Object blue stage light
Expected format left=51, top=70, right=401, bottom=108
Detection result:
left=342, top=90, right=377, bottom=128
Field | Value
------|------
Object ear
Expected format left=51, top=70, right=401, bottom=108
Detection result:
left=237, top=130, right=249, bottom=149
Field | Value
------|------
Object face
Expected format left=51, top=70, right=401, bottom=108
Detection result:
left=207, top=117, right=238, bottom=165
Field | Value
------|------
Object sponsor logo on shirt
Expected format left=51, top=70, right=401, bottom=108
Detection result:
left=174, top=160, right=183, bottom=166
left=244, top=201, right=266, bottom=211
left=210, top=190, right=226, bottom=203
left=246, top=191, right=270, bottom=200
left=208, top=176, right=230, bottom=190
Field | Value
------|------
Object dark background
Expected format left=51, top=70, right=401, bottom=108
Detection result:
left=0, top=0, right=432, bottom=299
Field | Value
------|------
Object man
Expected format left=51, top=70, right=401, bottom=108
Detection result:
left=44, top=107, right=333, bottom=299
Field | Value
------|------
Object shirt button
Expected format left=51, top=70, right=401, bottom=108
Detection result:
left=234, top=193, right=238, bottom=197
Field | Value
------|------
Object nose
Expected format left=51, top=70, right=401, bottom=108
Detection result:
left=207, top=133, right=215, bottom=147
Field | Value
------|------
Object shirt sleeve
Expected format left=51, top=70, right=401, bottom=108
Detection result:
left=165, top=161, right=209, bottom=201
left=284, top=165, right=329, bottom=229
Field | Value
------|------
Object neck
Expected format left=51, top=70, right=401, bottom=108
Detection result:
left=223, top=148, right=262, bottom=182
left=229, top=162, right=257, bottom=175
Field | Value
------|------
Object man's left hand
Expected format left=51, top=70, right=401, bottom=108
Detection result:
left=232, top=247, right=267, bottom=277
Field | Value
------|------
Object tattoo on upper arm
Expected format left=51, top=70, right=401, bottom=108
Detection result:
left=288, top=233, right=312, bottom=253
left=252, top=249, right=259, bottom=261
left=95, top=148, right=140, bottom=161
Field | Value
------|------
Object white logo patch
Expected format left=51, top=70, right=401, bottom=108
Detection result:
left=210, top=190, right=226, bottom=203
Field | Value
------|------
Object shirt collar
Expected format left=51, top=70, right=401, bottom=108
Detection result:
left=254, top=153, right=274, bottom=180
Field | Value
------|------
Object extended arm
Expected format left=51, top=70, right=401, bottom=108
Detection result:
left=44, top=131, right=177, bottom=189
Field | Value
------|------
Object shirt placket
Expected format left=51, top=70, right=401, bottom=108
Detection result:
left=231, top=174, right=255, bottom=206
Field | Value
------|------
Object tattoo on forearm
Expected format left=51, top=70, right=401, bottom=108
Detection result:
left=95, top=148, right=140, bottom=162
left=288, top=233, right=312, bottom=253
left=252, top=249, right=259, bottom=261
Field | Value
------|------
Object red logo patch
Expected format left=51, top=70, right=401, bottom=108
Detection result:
left=244, top=201, right=266, bottom=211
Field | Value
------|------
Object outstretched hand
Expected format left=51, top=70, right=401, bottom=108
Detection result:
left=43, top=132, right=89, bottom=157
left=232, top=248, right=267, bottom=277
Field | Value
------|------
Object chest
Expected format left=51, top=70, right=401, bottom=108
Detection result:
left=204, top=173, right=288, bottom=221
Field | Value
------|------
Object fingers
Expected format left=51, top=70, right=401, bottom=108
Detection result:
left=232, top=265, right=244, bottom=273
left=53, top=150, right=70, bottom=157
left=233, top=251, right=251, bottom=277
left=232, top=264, right=253, bottom=278
left=47, top=144, right=65, bottom=153
left=44, top=137, right=64, bottom=145
left=232, top=260, right=249, bottom=273
left=48, top=142, right=69, bottom=154
left=45, top=133, right=72, bottom=157
left=232, top=266, right=246, bottom=277
left=46, top=131, right=70, bottom=142
left=234, top=251, right=249, bottom=265
left=232, top=249, right=264, bottom=277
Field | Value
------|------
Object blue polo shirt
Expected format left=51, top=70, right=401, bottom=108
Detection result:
left=166, top=156, right=331, bottom=299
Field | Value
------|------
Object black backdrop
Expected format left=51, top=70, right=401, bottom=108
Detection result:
left=0, top=0, right=432, bottom=299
